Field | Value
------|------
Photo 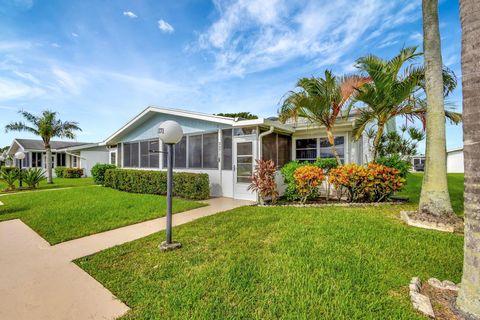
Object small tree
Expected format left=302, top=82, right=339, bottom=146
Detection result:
left=5, top=110, right=81, bottom=184
left=248, top=159, right=278, bottom=205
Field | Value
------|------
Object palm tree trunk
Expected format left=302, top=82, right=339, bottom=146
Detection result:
left=457, top=0, right=480, bottom=317
left=418, top=0, right=454, bottom=217
left=372, top=124, right=384, bottom=162
left=327, top=129, right=342, bottom=165
left=45, top=146, right=53, bottom=184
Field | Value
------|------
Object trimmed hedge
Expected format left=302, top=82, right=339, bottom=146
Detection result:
left=55, top=166, right=66, bottom=178
left=63, top=168, right=84, bottom=178
left=91, top=163, right=116, bottom=185
left=104, top=169, right=210, bottom=200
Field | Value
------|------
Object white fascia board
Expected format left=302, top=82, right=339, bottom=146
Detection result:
left=232, top=118, right=295, bottom=133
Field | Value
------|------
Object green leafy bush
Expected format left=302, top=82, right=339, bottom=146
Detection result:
left=23, top=168, right=46, bottom=189
left=314, top=158, right=338, bottom=173
left=0, top=168, right=19, bottom=191
left=280, top=161, right=305, bottom=201
left=63, top=168, right=84, bottom=178
left=91, top=163, right=116, bottom=185
left=55, top=166, right=66, bottom=178
left=376, top=155, right=412, bottom=178
left=104, top=169, right=210, bottom=200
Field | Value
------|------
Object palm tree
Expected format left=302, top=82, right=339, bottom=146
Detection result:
left=352, top=47, right=461, bottom=161
left=5, top=110, right=82, bottom=184
left=457, top=0, right=480, bottom=317
left=419, top=0, right=454, bottom=217
left=279, top=70, right=369, bottom=165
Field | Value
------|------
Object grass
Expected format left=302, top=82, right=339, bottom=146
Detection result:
left=78, top=205, right=463, bottom=319
left=0, top=177, right=96, bottom=194
left=0, top=186, right=204, bottom=244
left=398, top=173, right=464, bottom=216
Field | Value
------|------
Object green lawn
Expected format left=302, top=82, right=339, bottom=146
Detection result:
left=0, top=177, right=96, bottom=194
left=398, top=173, right=464, bottom=216
left=0, top=186, right=204, bottom=244
left=78, top=205, right=463, bottom=319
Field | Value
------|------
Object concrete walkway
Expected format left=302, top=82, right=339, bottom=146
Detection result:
left=0, top=197, right=251, bottom=320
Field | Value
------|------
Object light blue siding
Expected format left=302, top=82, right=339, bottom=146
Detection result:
left=120, top=113, right=231, bottom=142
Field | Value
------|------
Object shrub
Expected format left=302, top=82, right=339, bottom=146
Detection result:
left=0, top=168, right=19, bottom=191
left=63, top=168, right=84, bottom=178
left=91, top=163, right=116, bottom=185
left=329, top=163, right=405, bottom=202
left=248, top=159, right=278, bottom=204
left=281, top=161, right=306, bottom=201
left=23, top=168, right=46, bottom=189
left=364, top=163, right=405, bottom=202
left=376, top=155, right=411, bottom=178
left=293, top=165, right=325, bottom=204
left=104, top=169, right=210, bottom=200
left=55, top=166, right=66, bottom=178
left=314, top=158, right=339, bottom=201
left=329, top=164, right=369, bottom=202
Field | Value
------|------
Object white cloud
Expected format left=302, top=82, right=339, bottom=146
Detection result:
left=71, top=32, right=78, bottom=37
left=409, top=32, right=423, bottom=43
left=196, top=0, right=422, bottom=77
left=158, top=19, right=174, bottom=33
left=51, top=43, right=60, bottom=48
left=0, top=78, right=44, bottom=101
left=123, top=11, right=137, bottom=18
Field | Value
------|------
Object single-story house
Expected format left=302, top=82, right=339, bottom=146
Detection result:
left=411, top=154, right=425, bottom=171
left=100, top=106, right=371, bottom=201
left=447, top=147, right=464, bottom=173
left=5, top=139, right=109, bottom=177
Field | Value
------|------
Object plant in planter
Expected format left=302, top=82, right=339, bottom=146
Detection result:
left=0, top=168, right=19, bottom=191
left=293, top=165, right=325, bottom=204
left=248, top=159, right=279, bottom=205
left=23, top=168, right=46, bottom=189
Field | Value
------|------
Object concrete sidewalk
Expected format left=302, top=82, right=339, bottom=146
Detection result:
left=0, top=197, right=251, bottom=320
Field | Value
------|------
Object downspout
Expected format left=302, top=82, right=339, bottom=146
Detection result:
left=256, top=126, right=274, bottom=203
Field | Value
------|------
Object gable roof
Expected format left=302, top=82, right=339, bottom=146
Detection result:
left=8, top=139, right=92, bottom=154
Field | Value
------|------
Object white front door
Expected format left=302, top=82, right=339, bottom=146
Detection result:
left=233, top=136, right=257, bottom=201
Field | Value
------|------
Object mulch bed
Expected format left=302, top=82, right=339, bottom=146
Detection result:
left=421, top=283, right=466, bottom=320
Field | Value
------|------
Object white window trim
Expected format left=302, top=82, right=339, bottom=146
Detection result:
left=293, top=135, right=347, bottom=162
left=109, top=150, right=117, bottom=165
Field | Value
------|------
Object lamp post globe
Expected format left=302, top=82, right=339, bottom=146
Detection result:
left=15, top=151, right=25, bottom=188
left=158, top=120, right=183, bottom=144
left=158, top=120, right=183, bottom=252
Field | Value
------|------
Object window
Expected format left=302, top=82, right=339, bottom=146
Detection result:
left=261, top=133, right=292, bottom=168
left=295, top=139, right=317, bottom=162
left=277, top=134, right=291, bottom=167
left=222, top=129, right=233, bottom=170
left=188, top=135, right=202, bottom=168
left=174, top=137, right=186, bottom=168
left=72, top=156, right=78, bottom=168
left=234, top=127, right=257, bottom=136
left=56, top=153, right=66, bottom=167
left=140, top=141, right=149, bottom=168
left=123, top=142, right=139, bottom=167
left=110, top=152, right=117, bottom=165
left=32, top=152, right=42, bottom=167
left=236, top=142, right=253, bottom=183
left=203, top=132, right=218, bottom=169
left=149, top=140, right=160, bottom=168
left=319, top=137, right=345, bottom=162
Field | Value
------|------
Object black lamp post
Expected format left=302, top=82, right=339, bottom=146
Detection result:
left=158, top=120, right=183, bottom=252
left=15, top=151, right=25, bottom=188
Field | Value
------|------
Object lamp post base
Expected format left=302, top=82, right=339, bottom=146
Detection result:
left=159, top=241, right=182, bottom=252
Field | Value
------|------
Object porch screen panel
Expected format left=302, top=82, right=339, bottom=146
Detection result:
left=140, top=141, right=149, bottom=168
left=277, top=134, right=291, bottom=167
left=203, top=132, right=218, bottom=169
left=261, top=133, right=277, bottom=164
left=130, top=142, right=139, bottom=167
left=123, top=143, right=131, bottom=167
left=222, top=129, right=232, bottom=170
left=174, top=136, right=187, bottom=168
left=23, top=153, right=29, bottom=167
left=188, top=135, right=202, bottom=168
left=149, top=140, right=160, bottom=168
left=295, top=139, right=317, bottom=162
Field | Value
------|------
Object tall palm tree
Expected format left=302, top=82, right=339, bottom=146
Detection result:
left=279, top=70, right=369, bottom=165
left=352, top=47, right=461, bottom=161
left=419, top=0, right=454, bottom=217
left=5, top=110, right=82, bottom=184
left=457, top=0, right=480, bottom=317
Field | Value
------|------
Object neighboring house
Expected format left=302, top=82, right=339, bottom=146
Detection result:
left=101, top=106, right=371, bottom=201
left=411, top=154, right=425, bottom=171
left=447, top=147, right=464, bottom=173
left=5, top=139, right=109, bottom=177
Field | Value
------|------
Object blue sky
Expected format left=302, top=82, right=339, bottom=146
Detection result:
left=0, top=0, right=463, bottom=152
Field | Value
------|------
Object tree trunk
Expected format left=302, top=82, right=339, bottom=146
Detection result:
left=457, top=0, right=480, bottom=317
left=418, top=0, right=454, bottom=217
left=45, top=146, right=53, bottom=184
left=372, top=124, right=384, bottom=162
left=327, top=129, right=342, bottom=165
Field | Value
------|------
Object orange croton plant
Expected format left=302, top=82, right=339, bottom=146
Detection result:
left=293, top=165, right=325, bottom=204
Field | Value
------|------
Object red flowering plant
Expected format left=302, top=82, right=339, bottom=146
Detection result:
left=248, top=159, right=279, bottom=204
left=293, top=165, right=325, bottom=204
